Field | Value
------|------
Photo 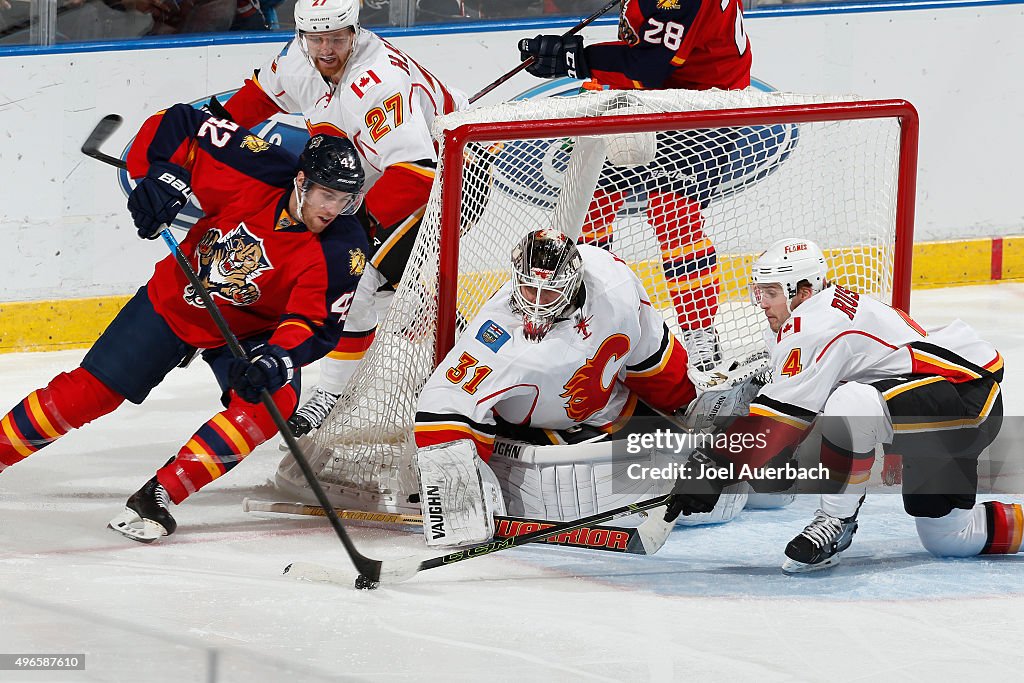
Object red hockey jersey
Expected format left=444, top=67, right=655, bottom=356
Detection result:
left=587, top=0, right=751, bottom=91
left=126, top=104, right=369, bottom=368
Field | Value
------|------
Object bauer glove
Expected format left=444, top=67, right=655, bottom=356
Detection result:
left=127, top=161, right=192, bottom=239
left=228, top=344, right=294, bottom=404
left=519, top=35, right=590, bottom=80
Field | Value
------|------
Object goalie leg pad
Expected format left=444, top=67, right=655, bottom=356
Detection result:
left=416, top=439, right=506, bottom=548
left=488, top=437, right=672, bottom=522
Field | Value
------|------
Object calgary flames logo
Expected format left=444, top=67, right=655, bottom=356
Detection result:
left=561, top=334, right=631, bottom=422
left=186, top=224, right=271, bottom=307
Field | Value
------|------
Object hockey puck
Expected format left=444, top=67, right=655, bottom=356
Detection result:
left=354, top=574, right=379, bottom=590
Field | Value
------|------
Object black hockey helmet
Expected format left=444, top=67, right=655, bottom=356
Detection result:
left=297, top=134, right=365, bottom=215
left=299, top=134, right=365, bottom=194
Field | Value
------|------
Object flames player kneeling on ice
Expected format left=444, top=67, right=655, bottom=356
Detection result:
left=660, top=237, right=1020, bottom=572
left=411, top=229, right=761, bottom=548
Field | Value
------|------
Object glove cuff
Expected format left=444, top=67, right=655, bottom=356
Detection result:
left=563, top=36, right=590, bottom=80
left=147, top=160, right=193, bottom=193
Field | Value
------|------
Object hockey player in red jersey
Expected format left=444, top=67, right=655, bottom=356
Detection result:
left=223, top=0, right=468, bottom=438
left=0, top=104, right=369, bottom=543
left=519, top=0, right=752, bottom=371
left=663, top=238, right=1021, bottom=571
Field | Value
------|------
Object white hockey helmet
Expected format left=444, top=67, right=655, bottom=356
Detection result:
left=510, top=229, right=585, bottom=342
left=750, top=238, right=829, bottom=304
left=294, top=0, right=359, bottom=33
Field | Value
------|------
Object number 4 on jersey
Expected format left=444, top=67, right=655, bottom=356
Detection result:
left=781, top=348, right=802, bottom=377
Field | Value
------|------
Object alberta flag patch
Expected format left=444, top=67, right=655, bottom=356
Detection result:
left=476, top=320, right=510, bottom=352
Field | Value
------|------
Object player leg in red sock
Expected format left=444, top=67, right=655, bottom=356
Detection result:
left=648, top=190, right=721, bottom=371
left=0, top=367, right=125, bottom=471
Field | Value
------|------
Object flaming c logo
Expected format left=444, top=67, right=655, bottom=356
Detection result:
left=561, top=334, right=631, bottom=422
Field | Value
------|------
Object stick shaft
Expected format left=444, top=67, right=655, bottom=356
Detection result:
left=467, top=0, right=619, bottom=104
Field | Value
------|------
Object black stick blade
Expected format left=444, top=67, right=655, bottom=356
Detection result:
left=81, top=114, right=127, bottom=170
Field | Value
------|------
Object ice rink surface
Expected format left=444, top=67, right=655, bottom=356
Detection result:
left=2, top=283, right=1024, bottom=682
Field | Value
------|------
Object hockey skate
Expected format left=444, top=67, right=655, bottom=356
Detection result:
left=681, top=327, right=722, bottom=373
left=108, top=477, right=177, bottom=543
left=782, top=509, right=859, bottom=573
left=287, top=386, right=341, bottom=438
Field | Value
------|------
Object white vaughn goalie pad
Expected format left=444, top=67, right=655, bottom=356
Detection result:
left=488, top=437, right=746, bottom=527
left=415, top=439, right=507, bottom=548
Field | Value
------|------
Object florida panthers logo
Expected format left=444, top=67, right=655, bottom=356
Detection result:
left=561, top=334, right=631, bottom=422
left=240, top=134, right=271, bottom=153
left=185, top=224, right=271, bottom=307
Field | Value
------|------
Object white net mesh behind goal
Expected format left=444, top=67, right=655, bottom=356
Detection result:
left=275, top=89, right=916, bottom=513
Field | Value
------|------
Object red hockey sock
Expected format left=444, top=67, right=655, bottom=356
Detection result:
left=819, top=437, right=874, bottom=489
left=157, top=385, right=298, bottom=503
left=980, top=501, right=1024, bottom=555
left=648, top=191, right=719, bottom=329
left=579, top=190, right=626, bottom=250
left=0, top=367, right=124, bottom=468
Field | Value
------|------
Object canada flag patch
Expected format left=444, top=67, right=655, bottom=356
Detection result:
left=778, top=316, right=801, bottom=342
left=350, top=70, right=382, bottom=99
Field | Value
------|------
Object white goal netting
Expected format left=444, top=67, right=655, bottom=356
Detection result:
left=275, top=89, right=917, bottom=513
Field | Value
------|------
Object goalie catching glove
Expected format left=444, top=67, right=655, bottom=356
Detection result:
left=681, top=351, right=770, bottom=433
left=127, top=161, right=193, bottom=239
left=415, top=439, right=507, bottom=548
left=519, top=34, right=590, bottom=80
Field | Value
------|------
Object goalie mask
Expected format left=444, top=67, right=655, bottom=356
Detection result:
left=510, top=229, right=584, bottom=342
left=296, top=134, right=366, bottom=218
left=750, top=238, right=829, bottom=308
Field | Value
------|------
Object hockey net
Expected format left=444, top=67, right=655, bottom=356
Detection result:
left=275, top=89, right=918, bottom=513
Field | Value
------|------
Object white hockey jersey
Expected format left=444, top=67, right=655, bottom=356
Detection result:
left=414, top=246, right=696, bottom=461
left=732, top=284, right=1003, bottom=469
left=250, top=29, right=467, bottom=189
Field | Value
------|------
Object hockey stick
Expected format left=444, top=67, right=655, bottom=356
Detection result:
left=467, top=0, right=619, bottom=104
left=81, top=114, right=384, bottom=582
left=244, top=498, right=656, bottom=555
left=284, top=491, right=677, bottom=587
left=242, top=498, right=421, bottom=528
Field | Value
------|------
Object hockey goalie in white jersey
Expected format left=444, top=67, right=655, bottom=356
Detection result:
left=412, top=229, right=760, bottom=548
left=663, top=237, right=1021, bottom=572
left=224, top=0, right=468, bottom=437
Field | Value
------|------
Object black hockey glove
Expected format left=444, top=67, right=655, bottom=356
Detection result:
left=228, top=344, right=294, bottom=404
left=664, top=449, right=731, bottom=522
left=519, top=34, right=591, bottom=80
left=127, top=161, right=193, bottom=240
